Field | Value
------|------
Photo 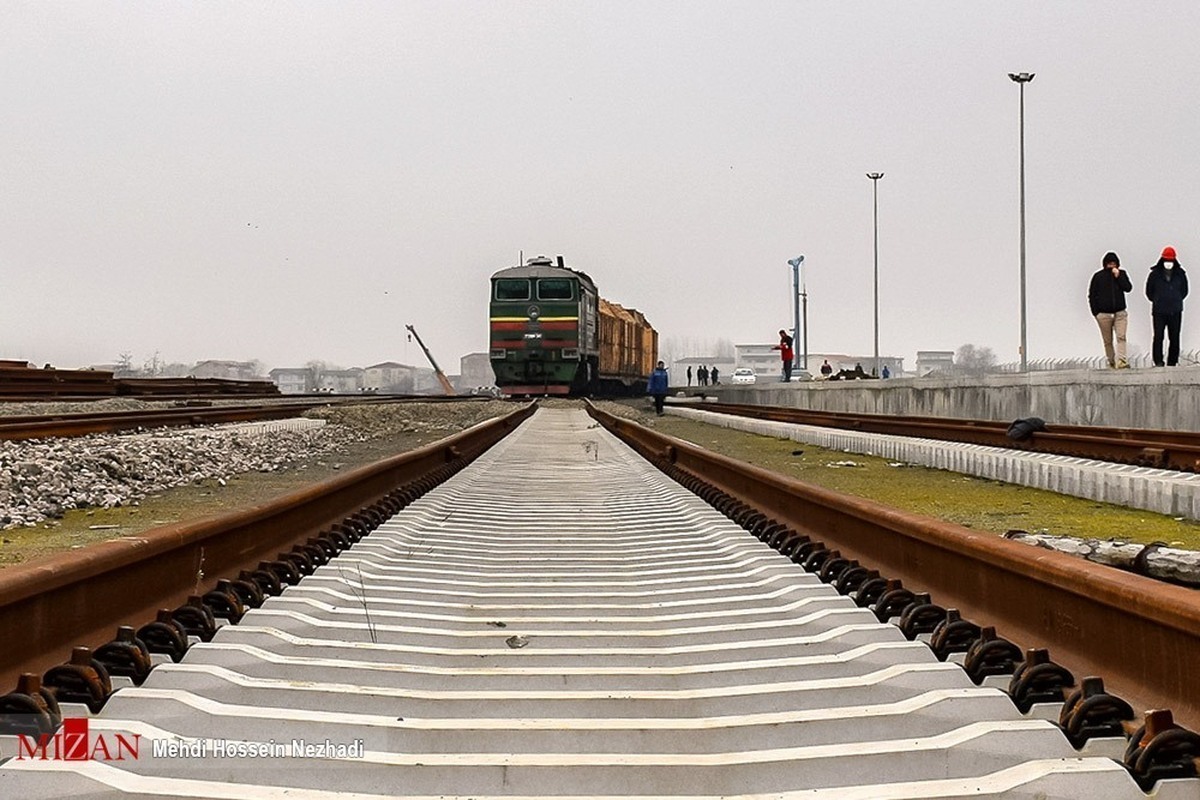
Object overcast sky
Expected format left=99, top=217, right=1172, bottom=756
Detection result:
left=4, top=1, right=1199, bottom=373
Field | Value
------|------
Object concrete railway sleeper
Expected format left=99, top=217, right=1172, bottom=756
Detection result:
left=0, top=403, right=1194, bottom=796
left=0, top=457, right=470, bottom=736
left=701, top=400, right=1200, bottom=472
left=589, top=402, right=1200, bottom=792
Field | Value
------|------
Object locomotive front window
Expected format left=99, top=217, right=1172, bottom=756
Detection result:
left=536, top=279, right=574, bottom=301
left=494, top=279, right=531, bottom=301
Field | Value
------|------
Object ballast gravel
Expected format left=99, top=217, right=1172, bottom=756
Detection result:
left=0, top=400, right=513, bottom=530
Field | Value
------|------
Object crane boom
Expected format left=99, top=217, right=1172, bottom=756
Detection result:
left=405, top=324, right=456, bottom=396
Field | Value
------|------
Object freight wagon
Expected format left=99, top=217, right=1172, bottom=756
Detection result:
left=489, top=255, right=657, bottom=396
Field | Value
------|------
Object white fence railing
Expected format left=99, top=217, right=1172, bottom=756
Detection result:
left=990, top=350, right=1200, bottom=373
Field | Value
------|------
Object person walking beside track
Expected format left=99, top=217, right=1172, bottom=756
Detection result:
left=646, top=360, right=669, bottom=415
left=1146, top=246, right=1189, bottom=367
left=1088, top=251, right=1132, bottom=369
left=773, top=329, right=795, bottom=382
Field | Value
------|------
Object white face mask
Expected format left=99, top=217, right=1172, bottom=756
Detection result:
left=1164, top=261, right=1175, bottom=270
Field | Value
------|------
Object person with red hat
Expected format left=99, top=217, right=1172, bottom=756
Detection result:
left=1088, top=251, right=1132, bottom=368
left=1145, top=246, right=1189, bottom=367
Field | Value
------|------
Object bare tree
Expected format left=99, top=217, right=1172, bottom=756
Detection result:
left=660, top=335, right=739, bottom=361
left=114, top=352, right=134, bottom=377
left=657, top=339, right=675, bottom=365
left=955, top=344, right=997, bottom=375
left=142, top=351, right=163, bottom=377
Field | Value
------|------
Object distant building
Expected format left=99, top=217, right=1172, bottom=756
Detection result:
left=268, top=367, right=316, bottom=395
left=669, top=355, right=736, bottom=386
left=733, top=346, right=904, bottom=379
left=733, top=344, right=782, bottom=376
left=364, top=362, right=417, bottom=393
left=916, top=351, right=955, bottom=377
left=192, top=360, right=262, bottom=380
left=411, top=367, right=442, bottom=394
left=318, top=368, right=364, bottom=394
left=459, top=353, right=495, bottom=391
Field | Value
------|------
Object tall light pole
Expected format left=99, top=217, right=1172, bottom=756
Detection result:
left=801, top=268, right=809, bottom=370
left=867, top=172, right=884, bottom=377
left=1009, top=71, right=1034, bottom=372
left=788, top=256, right=805, bottom=373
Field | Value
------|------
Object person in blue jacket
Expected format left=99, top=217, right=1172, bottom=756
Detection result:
left=646, top=361, right=669, bottom=415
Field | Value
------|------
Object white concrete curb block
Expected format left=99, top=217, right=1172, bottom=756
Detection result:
left=670, top=408, right=1200, bottom=521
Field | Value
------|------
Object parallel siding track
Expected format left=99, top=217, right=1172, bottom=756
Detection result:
left=702, top=401, right=1200, bottom=472
left=0, top=396, right=492, bottom=441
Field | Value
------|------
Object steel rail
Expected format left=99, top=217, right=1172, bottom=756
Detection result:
left=0, top=402, right=535, bottom=690
left=702, top=401, right=1200, bottom=472
left=589, top=403, right=1200, bottom=730
left=0, top=396, right=493, bottom=441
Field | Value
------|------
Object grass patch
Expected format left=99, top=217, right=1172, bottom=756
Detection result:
left=644, top=413, right=1200, bottom=549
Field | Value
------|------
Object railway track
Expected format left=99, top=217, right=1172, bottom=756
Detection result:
left=0, top=402, right=1198, bottom=796
left=0, top=395, right=489, bottom=441
left=701, top=401, right=1200, bottom=472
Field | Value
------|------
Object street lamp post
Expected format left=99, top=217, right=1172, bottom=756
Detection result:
left=1009, top=71, right=1034, bottom=372
left=866, top=172, right=884, bottom=377
left=788, top=256, right=805, bottom=375
left=801, top=271, right=809, bottom=370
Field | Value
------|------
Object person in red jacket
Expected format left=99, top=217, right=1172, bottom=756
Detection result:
left=773, top=329, right=795, bottom=382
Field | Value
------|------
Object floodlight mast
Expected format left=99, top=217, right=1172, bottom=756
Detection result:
left=788, top=255, right=805, bottom=373
left=866, top=172, right=884, bottom=377
left=1008, top=71, right=1034, bottom=371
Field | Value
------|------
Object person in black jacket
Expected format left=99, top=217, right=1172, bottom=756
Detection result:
left=1087, top=251, right=1133, bottom=368
left=1145, top=246, right=1189, bottom=367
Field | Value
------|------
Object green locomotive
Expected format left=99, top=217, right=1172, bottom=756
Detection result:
left=489, top=255, right=657, bottom=396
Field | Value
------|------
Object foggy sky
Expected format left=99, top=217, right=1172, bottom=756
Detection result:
left=4, top=1, right=1199, bottom=373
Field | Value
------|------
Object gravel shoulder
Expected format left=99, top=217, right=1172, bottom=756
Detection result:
left=0, top=401, right=516, bottom=567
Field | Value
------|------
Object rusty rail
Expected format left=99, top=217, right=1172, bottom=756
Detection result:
left=0, top=402, right=535, bottom=689
left=0, top=396, right=494, bottom=441
left=701, top=401, right=1200, bottom=472
left=589, top=403, right=1200, bottom=730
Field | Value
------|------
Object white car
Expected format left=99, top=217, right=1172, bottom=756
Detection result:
left=731, top=368, right=757, bottom=385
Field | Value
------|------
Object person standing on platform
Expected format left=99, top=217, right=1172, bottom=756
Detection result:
left=697, top=365, right=707, bottom=386
left=686, top=365, right=692, bottom=387
left=646, top=360, right=669, bottom=415
left=773, top=329, right=795, bottom=382
left=820, top=359, right=833, bottom=378
left=1146, top=246, right=1189, bottom=367
left=1088, top=251, right=1132, bottom=369
left=710, top=366, right=720, bottom=385
left=882, top=364, right=891, bottom=379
